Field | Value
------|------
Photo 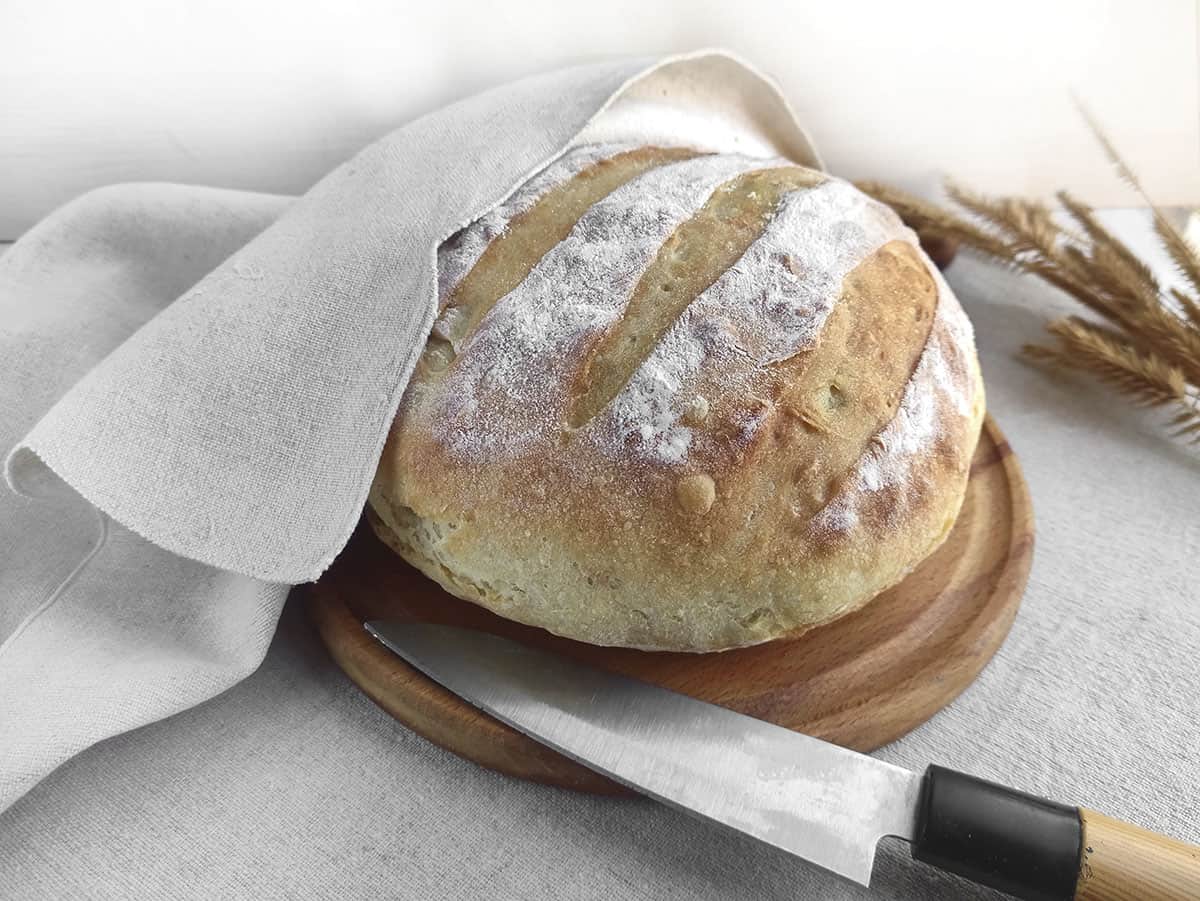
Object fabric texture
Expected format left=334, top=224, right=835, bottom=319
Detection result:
left=0, top=185, right=294, bottom=810
left=0, top=239, right=1196, bottom=899
left=0, top=52, right=818, bottom=814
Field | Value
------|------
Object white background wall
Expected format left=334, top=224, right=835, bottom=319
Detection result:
left=2, top=0, right=1197, bottom=239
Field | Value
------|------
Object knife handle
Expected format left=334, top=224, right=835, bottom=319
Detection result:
left=912, top=765, right=1200, bottom=901
left=1074, top=808, right=1200, bottom=901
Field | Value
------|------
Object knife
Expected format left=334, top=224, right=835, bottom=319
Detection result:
left=365, top=621, right=1199, bottom=901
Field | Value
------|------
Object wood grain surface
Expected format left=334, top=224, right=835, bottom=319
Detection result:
left=308, top=415, right=1032, bottom=795
left=1075, top=809, right=1200, bottom=901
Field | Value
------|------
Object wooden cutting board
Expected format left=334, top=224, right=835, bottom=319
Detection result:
left=308, top=415, right=1031, bottom=795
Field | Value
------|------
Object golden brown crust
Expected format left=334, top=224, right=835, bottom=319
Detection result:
left=369, top=144, right=985, bottom=651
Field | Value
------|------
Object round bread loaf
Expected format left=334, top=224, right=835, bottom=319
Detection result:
left=368, top=143, right=985, bottom=652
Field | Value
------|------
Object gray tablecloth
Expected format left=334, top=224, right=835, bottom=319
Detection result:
left=1, top=224, right=1198, bottom=899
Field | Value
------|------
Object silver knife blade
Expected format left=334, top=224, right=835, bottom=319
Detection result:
left=365, top=621, right=923, bottom=887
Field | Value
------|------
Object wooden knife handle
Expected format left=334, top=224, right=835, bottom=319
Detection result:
left=1075, top=808, right=1200, bottom=901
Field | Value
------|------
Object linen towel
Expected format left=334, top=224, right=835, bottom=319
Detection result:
left=0, top=51, right=819, bottom=811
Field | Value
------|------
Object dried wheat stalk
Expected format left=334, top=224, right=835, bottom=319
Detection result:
left=855, top=121, right=1200, bottom=441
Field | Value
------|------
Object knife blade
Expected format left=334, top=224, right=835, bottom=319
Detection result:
left=366, top=621, right=1200, bottom=901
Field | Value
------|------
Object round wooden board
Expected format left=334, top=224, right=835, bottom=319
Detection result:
left=308, top=415, right=1032, bottom=795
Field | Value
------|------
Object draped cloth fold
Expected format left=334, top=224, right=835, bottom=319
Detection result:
left=0, top=51, right=819, bottom=811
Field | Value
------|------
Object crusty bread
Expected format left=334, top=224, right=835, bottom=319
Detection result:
left=368, top=143, right=985, bottom=652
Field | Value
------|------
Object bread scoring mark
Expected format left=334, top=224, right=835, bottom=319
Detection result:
left=428, top=144, right=700, bottom=369
left=437, top=143, right=648, bottom=306
left=809, top=266, right=979, bottom=542
left=567, top=166, right=825, bottom=430
left=584, top=180, right=910, bottom=469
left=420, top=152, right=787, bottom=462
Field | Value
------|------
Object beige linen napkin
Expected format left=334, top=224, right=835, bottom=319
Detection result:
left=0, top=51, right=820, bottom=811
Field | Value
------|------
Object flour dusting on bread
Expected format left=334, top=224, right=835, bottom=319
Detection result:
left=420, top=142, right=976, bottom=511
left=425, top=150, right=785, bottom=461
left=591, top=180, right=912, bottom=466
left=435, top=143, right=630, bottom=306
left=425, top=146, right=963, bottom=471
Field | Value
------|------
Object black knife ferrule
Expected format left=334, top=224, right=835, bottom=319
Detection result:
left=912, top=764, right=1082, bottom=901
